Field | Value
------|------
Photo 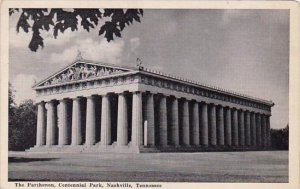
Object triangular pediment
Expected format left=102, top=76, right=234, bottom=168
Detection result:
left=33, top=60, right=135, bottom=88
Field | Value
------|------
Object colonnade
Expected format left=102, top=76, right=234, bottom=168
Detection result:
left=35, top=92, right=271, bottom=149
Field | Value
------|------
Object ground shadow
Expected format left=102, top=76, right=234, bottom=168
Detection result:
left=8, top=157, right=57, bottom=163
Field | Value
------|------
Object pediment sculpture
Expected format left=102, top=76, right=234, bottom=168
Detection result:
left=42, top=63, right=126, bottom=86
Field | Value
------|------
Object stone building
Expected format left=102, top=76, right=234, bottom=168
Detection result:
left=30, top=57, right=274, bottom=153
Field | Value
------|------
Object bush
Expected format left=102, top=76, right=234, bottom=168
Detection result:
left=270, top=125, right=289, bottom=150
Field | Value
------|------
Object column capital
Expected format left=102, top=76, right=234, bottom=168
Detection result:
left=261, top=113, right=269, bottom=117
left=37, top=101, right=46, bottom=105
left=86, top=95, right=96, bottom=100
left=101, top=93, right=111, bottom=97
left=72, top=97, right=82, bottom=101
left=209, top=103, right=216, bottom=107
left=144, top=91, right=155, bottom=95
left=216, top=104, right=224, bottom=108
left=193, top=100, right=199, bottom=104
left=157, top=93, right=168, bottom=97
left=146, top=92, right=155, bottom=97
left=132, top=91, right=142, bottom=94
left=221, top=104, right=231, bottom=109
left=115, top=91, right=130, bottom=96
left=59, top=98, right=69, bottom=103
left=45, top=101, right=54, bottom=109
left=239, top=109, right=245, bottom=113
left=179, top=96, right=189, bottom=101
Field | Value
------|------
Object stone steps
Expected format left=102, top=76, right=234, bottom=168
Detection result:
left=27, top=145, right=268, bottom=154
left=139, top=146, right=267, bottom=153
left=27, top=145, right=86, bottom=153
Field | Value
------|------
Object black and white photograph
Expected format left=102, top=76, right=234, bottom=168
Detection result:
left=1, top=1, right=299, bottom=188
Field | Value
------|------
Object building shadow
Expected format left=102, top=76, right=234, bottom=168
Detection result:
left=8, top=157, right=57, bottom=163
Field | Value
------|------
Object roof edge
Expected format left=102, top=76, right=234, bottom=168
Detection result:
left=138, top=67, right=274, bottom=107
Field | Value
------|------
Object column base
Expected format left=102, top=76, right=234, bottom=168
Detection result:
left=26, top=144, right=271, bottom=153
left=84, top=143, right=95, bottom=147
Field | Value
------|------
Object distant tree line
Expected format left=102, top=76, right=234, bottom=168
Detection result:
left=270, top=125, right=289, bottom=150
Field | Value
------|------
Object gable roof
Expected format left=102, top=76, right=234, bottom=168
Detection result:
left=32, top=59, right=138, bottom=89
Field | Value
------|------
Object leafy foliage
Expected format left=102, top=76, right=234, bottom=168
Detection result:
left=270, top=125, right=289, bottom=150
left=8, top=83, right=15, bottom=119
left=8, top=85, right=37, bottom=151
left=10, top=8, right=143, bottom=52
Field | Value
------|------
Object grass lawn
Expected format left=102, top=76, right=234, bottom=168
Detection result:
left=8, top=151, right=288, bottom=182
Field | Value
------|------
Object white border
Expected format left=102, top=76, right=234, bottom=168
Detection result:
left=1, top=1, right=299, bottom=189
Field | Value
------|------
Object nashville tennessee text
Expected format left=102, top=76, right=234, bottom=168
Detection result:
left=15, top=182, right=163, bottom=188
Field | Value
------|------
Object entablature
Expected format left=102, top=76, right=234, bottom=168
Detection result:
left=137, top=72, right=274, bottom=112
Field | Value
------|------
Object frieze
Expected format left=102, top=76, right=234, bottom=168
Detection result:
left=139, top=75, right=271, bottom=111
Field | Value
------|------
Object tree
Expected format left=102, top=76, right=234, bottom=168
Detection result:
left=10, top=8, right=143, bottom=52
left=270, top=124, right=289, bottom=150
left=9, top=99, right=37, bottom=151
left=8, top=83, right=16, bottom=127
left=8, top=83, right=18, bottom=150
left=16, top=100, right=37, bottom=150
left=9, top=84, right=37, bottom=151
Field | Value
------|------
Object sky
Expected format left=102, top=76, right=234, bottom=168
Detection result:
left=9, top=9, right=289, bottom=129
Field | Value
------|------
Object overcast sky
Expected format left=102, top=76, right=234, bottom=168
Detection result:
left=9, top=9, right=289, bottom=129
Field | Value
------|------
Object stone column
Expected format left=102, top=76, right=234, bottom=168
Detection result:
left=201, top=103, right=209, bottom=146
left=261, top=115, right=267, bottom=147
left=217, top=106, right=225, bottom=146
left=209, top=104, right=217, bottom=146
left=250, top=113, right=257, bottom=146
left=256, top=114, right=262, bottom=147
left=182, top=99, right=190, bottom=146
left=117, top=93, right=128, bottom=146
left=36, top=102, right=46, bottom=146
left=71, top=98, right=82, bottom=145
left=46, top=101, right=56, bottom=146
left=171, top=97, right=179, bottom=146
left=145, top=93, right=155, bottom=146
left=132, top=92, right=143, bottom=146
left=238, top=110, right=245, bottom=146
left=192, top=102, right=200, bottom=145
left=232, top=109, right=239, bottom=146
left=225, top=107, right=232, bottom=146
left=101, top=94, right=111, bottom=145
left=245, top=111, right=251, bottom=146
left=86, top=96, right=96, bottom=145
left=266, top=116, right=271, bottom=147
left=58, top=99, right=68, bottom=146
left=159, top=95, right=168, bottom=146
